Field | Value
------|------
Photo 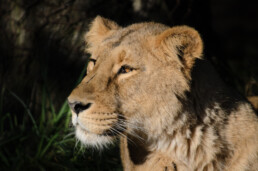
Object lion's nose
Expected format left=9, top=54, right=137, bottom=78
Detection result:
left=68, top=101, right=92, bottom=115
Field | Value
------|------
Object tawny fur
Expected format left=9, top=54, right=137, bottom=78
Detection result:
left=68, top=16, right=258, bottom=171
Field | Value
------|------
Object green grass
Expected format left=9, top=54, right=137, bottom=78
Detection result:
left=0, top=67, right=122, bottom=170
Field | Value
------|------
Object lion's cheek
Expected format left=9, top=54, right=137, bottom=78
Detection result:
left=118, top=93, right=156, bottom=119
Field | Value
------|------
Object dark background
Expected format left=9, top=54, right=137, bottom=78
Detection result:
left=0, top=0, right=258, bottom=170
left=1, top=0, right=258, bottom=113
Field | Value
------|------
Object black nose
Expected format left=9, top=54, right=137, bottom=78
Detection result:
left=68, top=101, right=92, bottom=115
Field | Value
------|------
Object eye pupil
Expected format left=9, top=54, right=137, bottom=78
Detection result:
left=121, top=66, right=127, bottom=73
left=119, top=65, right=132, bottom=74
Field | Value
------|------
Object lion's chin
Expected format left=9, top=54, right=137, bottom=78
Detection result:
left=75, top=126, right=115, bottom=149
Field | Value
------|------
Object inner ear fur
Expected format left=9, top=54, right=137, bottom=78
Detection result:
left=156, top=26, right=203, bottom=71
left=85, top=16, right=121, bottom=53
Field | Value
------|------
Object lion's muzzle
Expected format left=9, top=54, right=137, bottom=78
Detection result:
left=68, top=96, right=123, bottom=146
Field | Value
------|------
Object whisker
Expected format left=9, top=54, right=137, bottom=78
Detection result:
left=109, top=127, right=136, bottom=145
left=114, top=121, right=145, bottom=143
left=118, top=119, right=147, bottom=134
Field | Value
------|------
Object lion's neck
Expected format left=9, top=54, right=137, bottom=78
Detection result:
left=140, top=108, right=226, bottom=170
left=137, top=60, right=239, bottom=170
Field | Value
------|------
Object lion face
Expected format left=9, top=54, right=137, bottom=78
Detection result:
left=68, top=16, right=203, bottom=148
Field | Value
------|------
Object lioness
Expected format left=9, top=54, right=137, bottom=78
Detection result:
left=68, top=16, right=258, bottom=171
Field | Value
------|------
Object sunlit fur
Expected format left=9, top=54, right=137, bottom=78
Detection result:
left=68, top=16, right=258, bottom=171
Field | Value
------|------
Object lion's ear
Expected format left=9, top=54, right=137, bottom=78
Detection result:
left=156, top=26, right=203, bottom=71
left=85, top=16, right=120, bottom=52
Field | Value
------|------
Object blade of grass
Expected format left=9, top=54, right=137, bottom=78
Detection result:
left=53, top=101, right=68, bottom=124
left=36, top=136, right=45, bottom=158
left=45, top=86, right=56, bottom=117
left=57, top=138, right=74, bottom=145
left=0, top=134, right=22, bottom=146
left=40, top=86, right=46, bottom=130
left=14, top=115, right=18, bottom=127
left=65, top=110, right=72, bottom=128
left=9, top=90, right=39, bottom=135
left=39, top=133, right=59, bottom=158
left=48, top=96, right=56, bottom=120
left=58, top=132, right=75, bottom=145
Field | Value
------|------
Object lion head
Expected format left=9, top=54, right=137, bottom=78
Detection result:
left=68, top=16, right=203, bottom=148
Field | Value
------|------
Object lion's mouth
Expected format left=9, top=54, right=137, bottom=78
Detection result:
left=73, top=111, right=125, bottom=134
left=73, top=112, right=126, bottom=147
left=76, top=122, right=122, bottom=137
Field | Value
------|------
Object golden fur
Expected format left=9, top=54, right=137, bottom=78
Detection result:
left=68, top=16, right=258, bottom=170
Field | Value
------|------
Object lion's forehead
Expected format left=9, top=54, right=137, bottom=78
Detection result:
left=96, top=38, right=145, bottom=63
left=103, top=23, right=168, bottom=49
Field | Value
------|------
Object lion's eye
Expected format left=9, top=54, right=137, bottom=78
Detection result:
left=89, top=58, right=96, bottom=64
left=118, top=65, right=133, bottom=74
